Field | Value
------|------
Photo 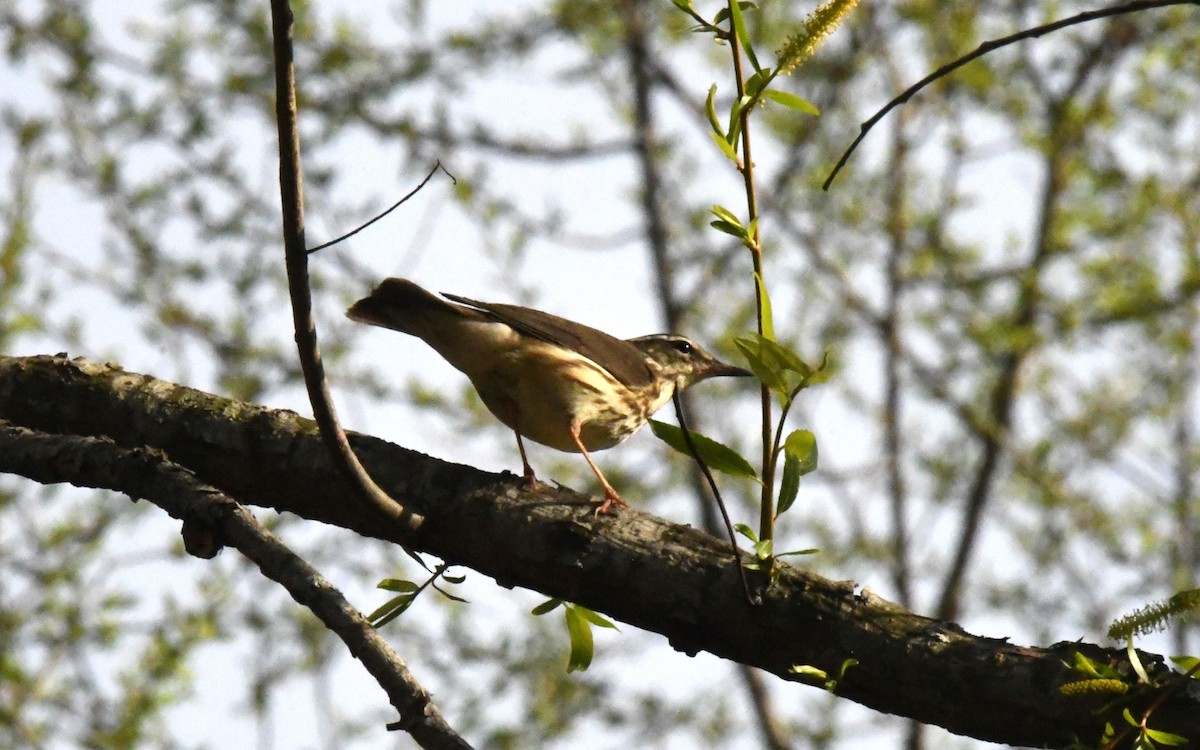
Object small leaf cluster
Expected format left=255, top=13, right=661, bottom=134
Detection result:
left=735, top=523, right=817, bottom=571
left=789, top=658, right=857, bottom=693
left=671, top=0, right=840, bottom=169
left=735, top=277, right=827, bottom=519
left=531, top=599, right=619, bottom=673
left=705, top=54, right=820, bottom=170
left=368, top=564, right=466, bottom=628
left=1089, top=710, right=1190, bottom=750
left=1061, top=647, right=1199, bottom=749
left=651, top=278, right=825, bottom=520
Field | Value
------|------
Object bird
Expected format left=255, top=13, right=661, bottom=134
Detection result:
left=347, top=278, right=752, bottom=514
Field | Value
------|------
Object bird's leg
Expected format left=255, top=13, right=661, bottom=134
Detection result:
left=569, top=422, right=628, bottom=515
left=513, top=430, right=537, bottom=487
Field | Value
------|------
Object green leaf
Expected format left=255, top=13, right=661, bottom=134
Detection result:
left=734, top=523, right=758, bottom=542
left=710, top=220, right=747, bottom=239
left=745, top=68, right=774, bottom=99
left=710, top=131, right=740, bottom=164
left=789, top=664, right=827, bottom=681
left=764, top=88, right=820, bottom=115
left=754, top=272, right=774, bottom=340
left=1069, top=650, right=1122, bottom=680
left=710, top=204, right=742, bottom=225
left=705, top=84, right=723, bottom=136
left=1127, top=637, right=1151, bottom=684
left=1169, top=655, right=1200, bottom=673
left=733, top=334, right=803, bottom=399
left=727, top=0, right=761, bottom=72
left=777, top=450, right=801, bottom=517
left=808, top=348, right=833, bottom=385
left=670, top=0, right=694, bottom=11
left=368, top=593, right=416, bottom=628
left=650, top=419, right=758, bottom=481
left=784, top=429, right=818, bottom=476
left=825, top=658, right=858, bottom=692
left=1143, top=727, right=1189, bottom=746
left=531, top=598, right=564, bottom=616
left=836, top=658, right=858, bottom=679
left=734, top=336, right=784, bottom=394
left=564, top=605, right=595, bottom=672
left=753, top=538, right=772, bottom=560
left=726, top=94, right=752, bottom=143
left=712, top=2, right=757, bottom=26
left=735, top=333, right=825, bottom=405
left=377, top=578, right=420, bottom=593
left=576, top=606, right=619, bottom=630
left=434, top=587, right=469, bottom=604
left=775, top=547, right=819, bottom=558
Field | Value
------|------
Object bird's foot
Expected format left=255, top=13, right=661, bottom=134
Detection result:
left=593, top=489, right=629, bottom=517
left=521, top=461, right=538, bottom=489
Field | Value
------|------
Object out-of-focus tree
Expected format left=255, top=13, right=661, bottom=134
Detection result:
left=1, top=1, right=1198, bottom=748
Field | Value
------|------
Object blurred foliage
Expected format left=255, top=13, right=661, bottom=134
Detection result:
left=1, top=0, right=1199, bottom=748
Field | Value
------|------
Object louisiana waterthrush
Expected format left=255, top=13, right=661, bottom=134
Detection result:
left=347, top=278, right=751, bottom=513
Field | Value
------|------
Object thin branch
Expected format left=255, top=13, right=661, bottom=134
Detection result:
left=626, top=9, right=786, bottom=746
left=672, top=392, right=757, bottom=606
left=0, top=421, right=472, bottom=750
left=723, top=0, right=777, bottom=553
left=823, top=0, right=1200, bottom=190
left=307, top=162, right=454, bottom=255
left=268, top=0, right=422, bottom=532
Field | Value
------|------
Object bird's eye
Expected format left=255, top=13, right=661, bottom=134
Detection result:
left=671, top=339, right=693, bottom=354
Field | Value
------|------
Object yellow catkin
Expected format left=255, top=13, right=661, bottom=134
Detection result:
left=775, top=0, right=861, bottom=75
left=1059, top=679, right=1130, bottom=698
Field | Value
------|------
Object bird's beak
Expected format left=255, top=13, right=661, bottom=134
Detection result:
left=710, top=361, right=754, bottom=378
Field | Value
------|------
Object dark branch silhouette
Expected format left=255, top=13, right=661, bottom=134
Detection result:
left=0, top=419, right=471, bottom=750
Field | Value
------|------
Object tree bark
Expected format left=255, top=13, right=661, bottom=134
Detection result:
left=2, top=354, right=1197, bottom=748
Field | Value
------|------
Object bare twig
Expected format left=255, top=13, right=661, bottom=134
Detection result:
left=823, top=0, right=1200, bottom=189
left=672, top=393, right=758, bottom=606
left=268, top=0, right=422, bottom=532
left=307, top=161, right=454, bottom=255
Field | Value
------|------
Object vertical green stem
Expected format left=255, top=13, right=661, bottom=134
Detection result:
left=727, top=8, right=776, bottom=549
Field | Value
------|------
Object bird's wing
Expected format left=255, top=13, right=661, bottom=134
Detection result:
left=442, top=293, right=654, bottom=389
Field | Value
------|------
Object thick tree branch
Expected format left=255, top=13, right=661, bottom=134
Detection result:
left=2, top=354, right=1199, bottom=748
left=0, top=420, right=471, bottom=750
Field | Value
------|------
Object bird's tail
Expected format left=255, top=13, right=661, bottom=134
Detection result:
left=347, top=278, right=483, bottom=336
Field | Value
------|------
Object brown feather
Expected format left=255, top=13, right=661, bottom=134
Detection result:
left=441, top=293, right=654, bottom=389
left=346, top=278, right=487, bottom=334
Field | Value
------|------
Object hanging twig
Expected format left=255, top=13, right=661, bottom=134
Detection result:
left=672, top=393, right=760, bottom=605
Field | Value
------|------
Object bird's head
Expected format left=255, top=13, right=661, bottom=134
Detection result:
left=630, top=335, right=753, bottom=398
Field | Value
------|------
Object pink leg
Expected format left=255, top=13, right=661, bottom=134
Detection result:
left=514, top=430, right=537, bottom=487
left=569, top=423, right=628, bottom=515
